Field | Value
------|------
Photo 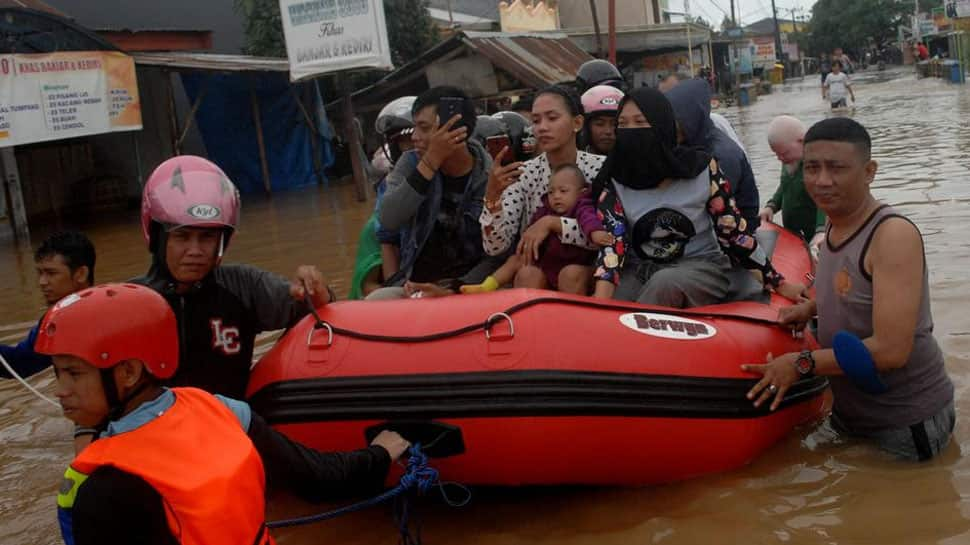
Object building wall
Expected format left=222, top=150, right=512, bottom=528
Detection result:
left=557, top=0, right=660, bottom=30
left=44, top=0, right=246, bottom=54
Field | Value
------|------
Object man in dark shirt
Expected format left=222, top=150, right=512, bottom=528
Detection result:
left=1, top=231, right=94, bottom=380
left=132, top=155, right=331, bottom=400
left=371, top=86, right=503, bottom=298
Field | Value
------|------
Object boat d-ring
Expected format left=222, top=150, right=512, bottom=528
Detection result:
left=307, top=321, right=334, bottom=347
left=485, top=312, right=514, bottom=340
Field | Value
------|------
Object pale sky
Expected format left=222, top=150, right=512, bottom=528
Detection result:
left=679, top=0, right=818, bottom=29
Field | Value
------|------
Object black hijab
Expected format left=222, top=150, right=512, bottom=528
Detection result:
left=595, top=87, right=711, bottom=194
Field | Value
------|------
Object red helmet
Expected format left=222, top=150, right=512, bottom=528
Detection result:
left=35, top=284, right=178, bottom=379
left=141, top=156, right=241, bottom=249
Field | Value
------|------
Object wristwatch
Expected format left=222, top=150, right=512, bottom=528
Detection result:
left=793, top=349, right=816, bottom=376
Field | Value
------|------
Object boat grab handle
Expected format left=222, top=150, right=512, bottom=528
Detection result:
left=307, top=321, right=334, bottom=347
left=485, top=312, right=514, bottom=340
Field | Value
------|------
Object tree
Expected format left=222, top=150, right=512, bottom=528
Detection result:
left=805, top=0, right=909, bottom=55
left=234, top=0, right=440, bottom=66
left=720, top=15, right=739, bottom=30
left=384, top=0, right=441, bottom=67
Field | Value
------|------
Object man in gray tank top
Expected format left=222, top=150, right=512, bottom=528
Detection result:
left=741, top=118, right=954, bottom=461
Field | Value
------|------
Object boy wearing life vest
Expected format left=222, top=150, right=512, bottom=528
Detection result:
left=39, top=283, right=408, bottom=545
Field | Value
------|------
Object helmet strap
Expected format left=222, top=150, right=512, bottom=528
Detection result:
left=95, top=368, right=121, bottom=433
left=97, top=366, right=154, bottom=432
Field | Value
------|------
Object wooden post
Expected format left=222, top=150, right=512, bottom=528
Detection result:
left=340, top=76, right=368, bottom=202
left=175, top=75, right=210, bottom=152
left=133, top=132, right=144, bottom=188
left=299, top=85, right=326, bottom=185
left=166, top=71, right=181, bottom=156
left=1, top=147, right=30, bottom=245
left=589, top=0, right=604, bottom=58
left=608, top=0, right=617, bottom=65
left=250, top=82, right=272, bottom=195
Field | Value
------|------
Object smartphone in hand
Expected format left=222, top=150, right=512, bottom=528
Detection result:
left=437, top=97, right=466, bottom=129
left=485, top=135, right=512, bottom=166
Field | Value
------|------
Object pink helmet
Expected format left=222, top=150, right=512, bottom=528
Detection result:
left=141, top=156, right=241, bottom=249
left=581, top=85, right=625, bottom=116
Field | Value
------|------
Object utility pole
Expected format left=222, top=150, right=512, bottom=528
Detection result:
left=730, top=0, right=736, bottom=25
left=590, top=0, right=604, bottom=58
left=608, top=0, right=617, bottom=65
left=914, top=0, right=921, bottom=44
left=685, top=0, right=694, bottom=75
left=770, top=0, right=783, bottom=62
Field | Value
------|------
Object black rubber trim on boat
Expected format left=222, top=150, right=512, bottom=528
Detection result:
left=248, top=370, right=829, bottom=424
left=308, top=296, right=784, bottom=344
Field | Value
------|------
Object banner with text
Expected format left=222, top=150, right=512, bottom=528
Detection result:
left=0, top=51, right=141, bottom=147
left=945, top=0, right=970, bottom=18
left=279, top=0, right=393, bottom=81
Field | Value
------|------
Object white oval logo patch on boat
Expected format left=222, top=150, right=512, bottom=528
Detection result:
left=619, top=312, right=717, bottom=340
left=187, top=204, right=221, bottom=220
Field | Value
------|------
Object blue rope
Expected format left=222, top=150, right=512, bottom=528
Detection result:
left=265, top=443, right=464, bottom=535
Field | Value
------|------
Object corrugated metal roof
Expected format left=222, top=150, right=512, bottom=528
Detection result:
left=427, top=0, right=498, bottom=21
left=0, top=0, right=64, bottom=16
left=133, top=52, right=289, bottom=72
left=427, top=7, right=493, bottom=25
left=463, top=31, right=593, bottom=89
left=351, top=31, right=593, bottom=105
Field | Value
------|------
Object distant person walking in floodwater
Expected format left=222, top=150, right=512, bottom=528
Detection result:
left=823, top=61, right=854, bottom=109
left=819, top=54, right=832, bottom=96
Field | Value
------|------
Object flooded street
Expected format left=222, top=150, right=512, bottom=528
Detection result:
left=2, top=68, right=969, bottom=544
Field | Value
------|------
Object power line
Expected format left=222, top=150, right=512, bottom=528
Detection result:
left=702, top=0, right=732, bottom=19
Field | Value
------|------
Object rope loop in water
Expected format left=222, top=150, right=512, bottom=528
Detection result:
left=266, top=442, right=470, bottom=544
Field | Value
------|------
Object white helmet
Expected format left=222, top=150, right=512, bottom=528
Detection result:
left=375, top=96, right=416, bottom=138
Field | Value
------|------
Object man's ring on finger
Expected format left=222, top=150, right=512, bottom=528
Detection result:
left=768, top=384, right=778, bottom=393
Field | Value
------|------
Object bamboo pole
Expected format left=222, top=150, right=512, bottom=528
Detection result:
left=250, top=81, right=272, bottom=195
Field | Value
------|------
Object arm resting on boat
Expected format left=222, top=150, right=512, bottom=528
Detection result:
left=706, top=165, right=785, bottom=289
left=218, top=264, right=311, bottom=331
left=247, top=412, right=392, bottom=502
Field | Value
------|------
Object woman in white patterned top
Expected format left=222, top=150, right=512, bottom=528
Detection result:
left=480, top=86, right=606, bottom=294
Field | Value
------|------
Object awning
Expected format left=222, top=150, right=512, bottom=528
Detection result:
left=566, top=22, right=712, bottom=54
left=132, top=52, right=290, bottom=73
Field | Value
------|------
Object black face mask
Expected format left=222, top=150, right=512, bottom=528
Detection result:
left=611, top=127, right=673, bottom=190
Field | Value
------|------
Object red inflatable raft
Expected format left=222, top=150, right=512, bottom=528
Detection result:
left=248, top=225, right=829, bottom=486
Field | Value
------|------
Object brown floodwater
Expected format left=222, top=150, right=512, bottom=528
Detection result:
left=2, top=68, right=969, bottom=544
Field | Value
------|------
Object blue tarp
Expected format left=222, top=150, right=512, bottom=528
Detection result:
left=180, top=72, right=334, bottom=194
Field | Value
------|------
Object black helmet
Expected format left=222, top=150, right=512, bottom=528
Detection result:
left=472, top=115, right=508, bottom=145
left=491, top=111, right=531, bottom=162
left=576, top=59, right=624, bottom=92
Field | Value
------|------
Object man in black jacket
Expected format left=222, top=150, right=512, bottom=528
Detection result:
left=132, top=156, right=331, bottom=399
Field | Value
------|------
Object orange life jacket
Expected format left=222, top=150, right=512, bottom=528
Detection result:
left=57, top=387, right=274, bottom=545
